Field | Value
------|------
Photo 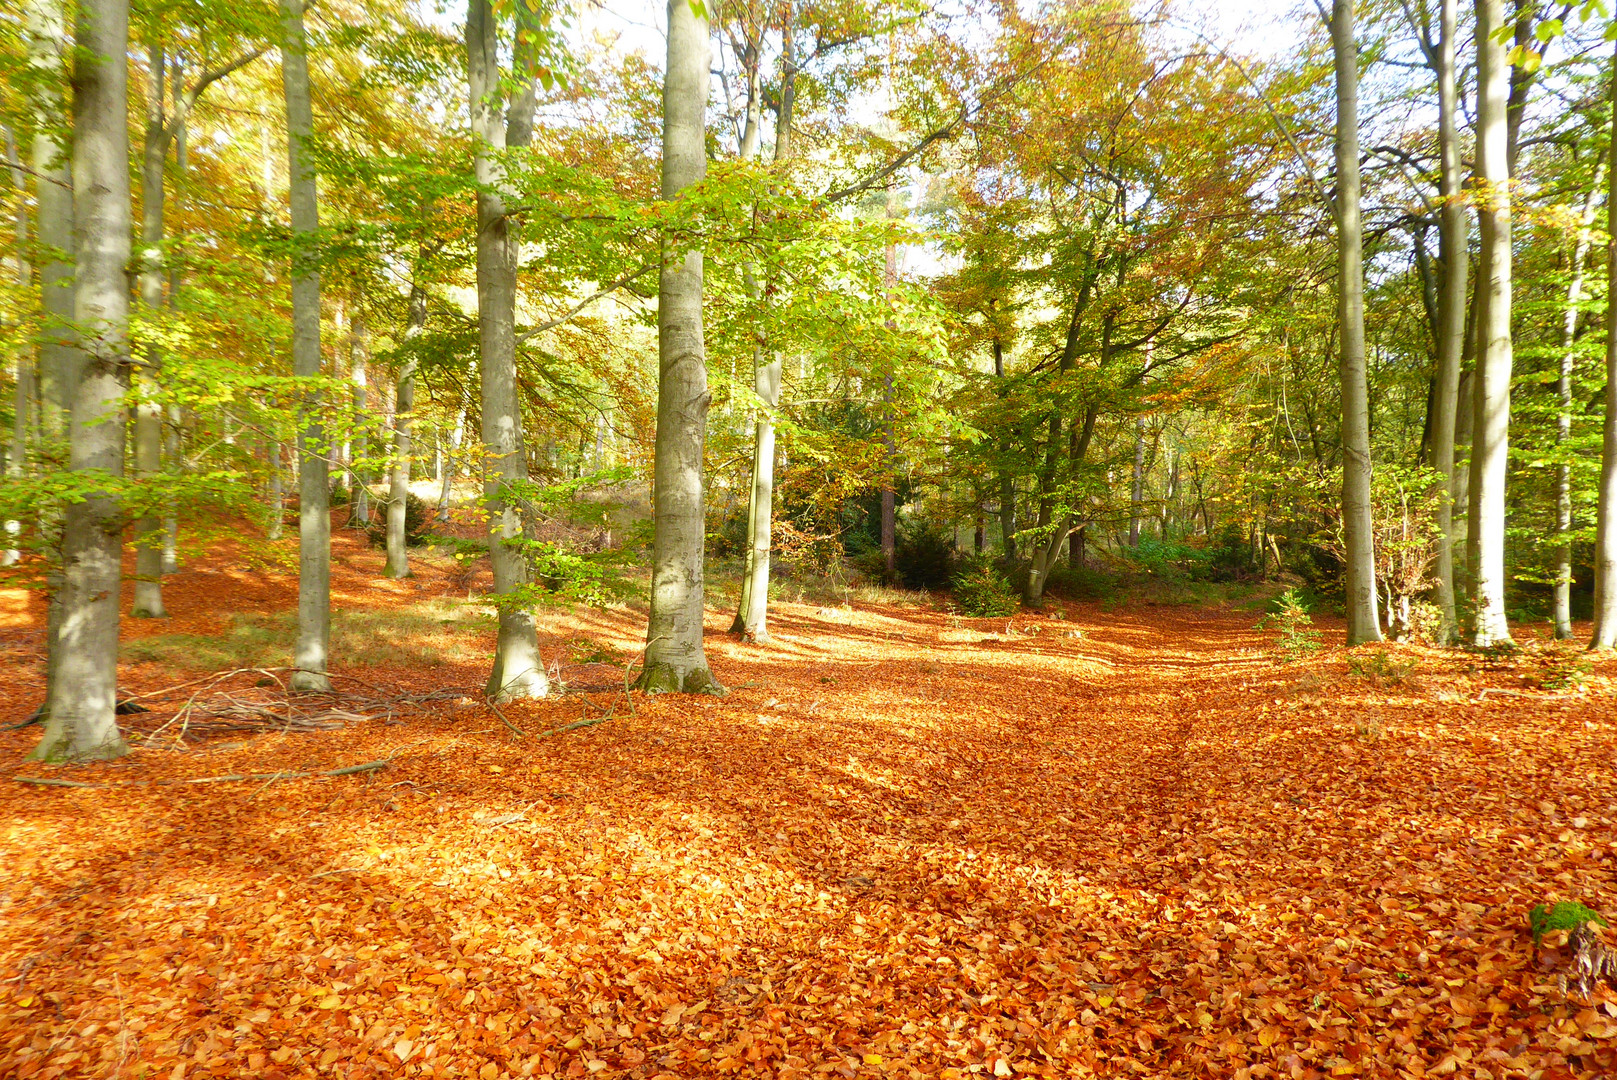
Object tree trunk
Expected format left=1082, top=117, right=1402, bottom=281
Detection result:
left=438, top=409, right=464, bottom=520
left=1590, top=38, right=1617, bottom=650
left=132, top=42, right=168, bottom=618
left=349, top=315, right=371, bottom=526
left=281, top=0, right=333, bottom=692
left=1426, top=0, right=1467, bottom=643
left=467, top=0, right=548, bottom=700
left=992, top=338, right=1017, bottom=560
left=1469, top=0, right=1515, bottom=647
left=33, top=0, right=131, bottom=762
left=1330, top=0, right=1383, bottom=644
left=3, top=129, right=29, bottom=568
left=1129, top=414, right=1146, bottom=547
left=640, top=0, right=722, bottom=695
left=25, top=0, right=77, bottom=449
left=730, top=18, right=789, bottom=642
left=162, top=58, right=186, bottom=575
left=386, top=281, right=427, bottom=578
left=1552, top=172, right=1602, bottom=638
left=267, top=439, right=284, bottom=539
left=880, top=187, right=899, bottom=583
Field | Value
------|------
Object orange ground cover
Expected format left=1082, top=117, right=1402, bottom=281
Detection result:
left=2, top=529, right=1616, bottom=1079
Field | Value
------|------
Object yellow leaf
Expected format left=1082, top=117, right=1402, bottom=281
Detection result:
left=863, top=1053, right=884, bottom=1064
left=423, top=973, right=447, bottom=985
left=15, top=995, right=32, bottom=1007
left=318, top=995, right=343, bottom=1010
left=480, top=1063, right=499, bottom=1080
left=319, top=1047, right=341, bottom=1068
left=1258, top=1026, right=1281, bottom=1047
left=1096, top=995, right=1114, bottom=1008
left=488, top=765, right=504, bottom=774
left=564, top=1035, right=584, bottom=1050
left=394, top=1039, right=414, bottom=1061
left=992, top=1058, right=1013, bottom=1078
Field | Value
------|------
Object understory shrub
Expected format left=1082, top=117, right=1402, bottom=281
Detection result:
left=365, top=493, right=433, bottom=547
left=951, top=555, right=1019, bottom=617
left=1255, top=587, right=1322, bottom=661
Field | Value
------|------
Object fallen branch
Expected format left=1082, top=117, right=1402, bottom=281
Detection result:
left=12, top=776, right=100, bottom=789
left=539, top=718, right=603, bottom=738
left=485, top=699, right=527, bottom=738
left=12, top=759, right=390, bottom=791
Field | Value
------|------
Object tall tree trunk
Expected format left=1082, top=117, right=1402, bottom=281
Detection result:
left=438, top=409, right=464, bottom=521
left=349, top=315, right=371, bottom=526
left=880, top=185, right=899, bottom=583
left=132, top=42, right=168, bottom=618
left=267, top=439, right=284, bottom=539
left=1552, top=172, right=1602, bottom=638
left=25, top=0, right=77, bottom=716
left=33, top=0, right=131, bottom=762
left=282, top=0, right=333, bottom=691
left=1590, top=39, right=1617, bottom=650
left=467, top=0, right=548, bottom=701
left=1427, top=0, right=1467, bottom=643
left=3, top=128, right=29, bottom=568
left=731, top=15, right=789, bottom=642
left=1469, top=0, right=1515, bottom=647
left=640, top=0, right=722, bottom=694
left=386, top=281, right=427, bottom=578
left=1128, top=414, right=1146, bottom=547
left=1330, top=0, right=1383, bottom=644
left=993, top=338, right=1017, bottom=560
left=25, top=0, right=77, bottom=449
left=162, top=55, right=186, bottom=575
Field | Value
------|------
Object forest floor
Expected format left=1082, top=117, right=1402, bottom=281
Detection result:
left=2, top=525, right=1617, bottom=1080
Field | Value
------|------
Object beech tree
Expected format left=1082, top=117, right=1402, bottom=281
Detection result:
left=32, top=0, right=132, bottom=762
left=641, top=0, right=722, bottom=694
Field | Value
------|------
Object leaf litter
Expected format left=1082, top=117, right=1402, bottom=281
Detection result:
left=1, top=531, right=1616, bottom=1078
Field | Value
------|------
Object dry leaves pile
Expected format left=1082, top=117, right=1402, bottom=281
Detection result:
left=2, top=533, right=1616, bottom=1079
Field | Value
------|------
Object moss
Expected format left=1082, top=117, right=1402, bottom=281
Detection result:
left=1531, top=901, right=1608, bottom=947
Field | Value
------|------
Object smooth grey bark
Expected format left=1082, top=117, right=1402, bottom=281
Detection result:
left=641, top=0, right=723, bottom=695
left=1329, top=0, right=1383, bottom=644
left=282, top=0, right=332, bottom=691
left=1468, top=0, right=1514, bottom=647
left=132, top=43, right=168, bottom=618
left=993, top=337, right=1016, bottom=560
left=731, top=21, right=793, bottom=641
left=1552, top=172, right=1601, bottom=638
left=25, top=0, right=77, bottom=448
left=438, top=409, right=464, bottom=520
left=348, top=315, right=371, bottom=526
left=1591, top=39, right=1617, bottom=650
left=386, top=281, right=427, bottom=578
left=880, top=185, right=899, bottom=583
left=267, top=439, right=284, bottom=539
left=162, top=81, right=184, bottom=575
left=468, top=0, right=548, bottom=701
left=1128, top=414, right=1146, bottom=547
left=33, top=0, right=131, bottom=763
left=4, top=128, right=29, bottom=567
left=1416, top=0, right=1468, bottom=643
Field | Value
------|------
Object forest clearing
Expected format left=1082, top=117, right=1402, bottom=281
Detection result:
left=10, top=0, right=1617, bottom=1075
left=2, top=525, right=1616, bottom=1080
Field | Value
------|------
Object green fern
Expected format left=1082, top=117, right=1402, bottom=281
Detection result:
left=1530, top=901, right=1608, bottom=947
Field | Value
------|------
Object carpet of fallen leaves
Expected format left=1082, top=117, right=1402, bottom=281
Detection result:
left=3, top=527, right=1617, bottom=1080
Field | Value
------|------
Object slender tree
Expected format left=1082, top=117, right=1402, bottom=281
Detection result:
left=282, top=0, right=334, bottom=691
left=33, top=0, right=132, bottom=762
left=641, top=0, right=723, bottom=694
left=467, top=0, right=548, bottom=700
left=1591, top=37, right=1617, bottom=650
left=1413, top=0, right=1468, bottom=643
left=1468, top=0, right=1514, bottom=647
left=1552, top=171, right=1602, bottom=638
left=1329, top=0, right=1383, bottom=644
left=386, top=279, right=427, bottom=578
left=730, top=11, right=793, bottom=643
left=4, top=130, right=29, bottom=569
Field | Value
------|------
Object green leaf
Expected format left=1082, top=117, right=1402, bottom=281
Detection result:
left=1535, top=17, right=1563, bottom=40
